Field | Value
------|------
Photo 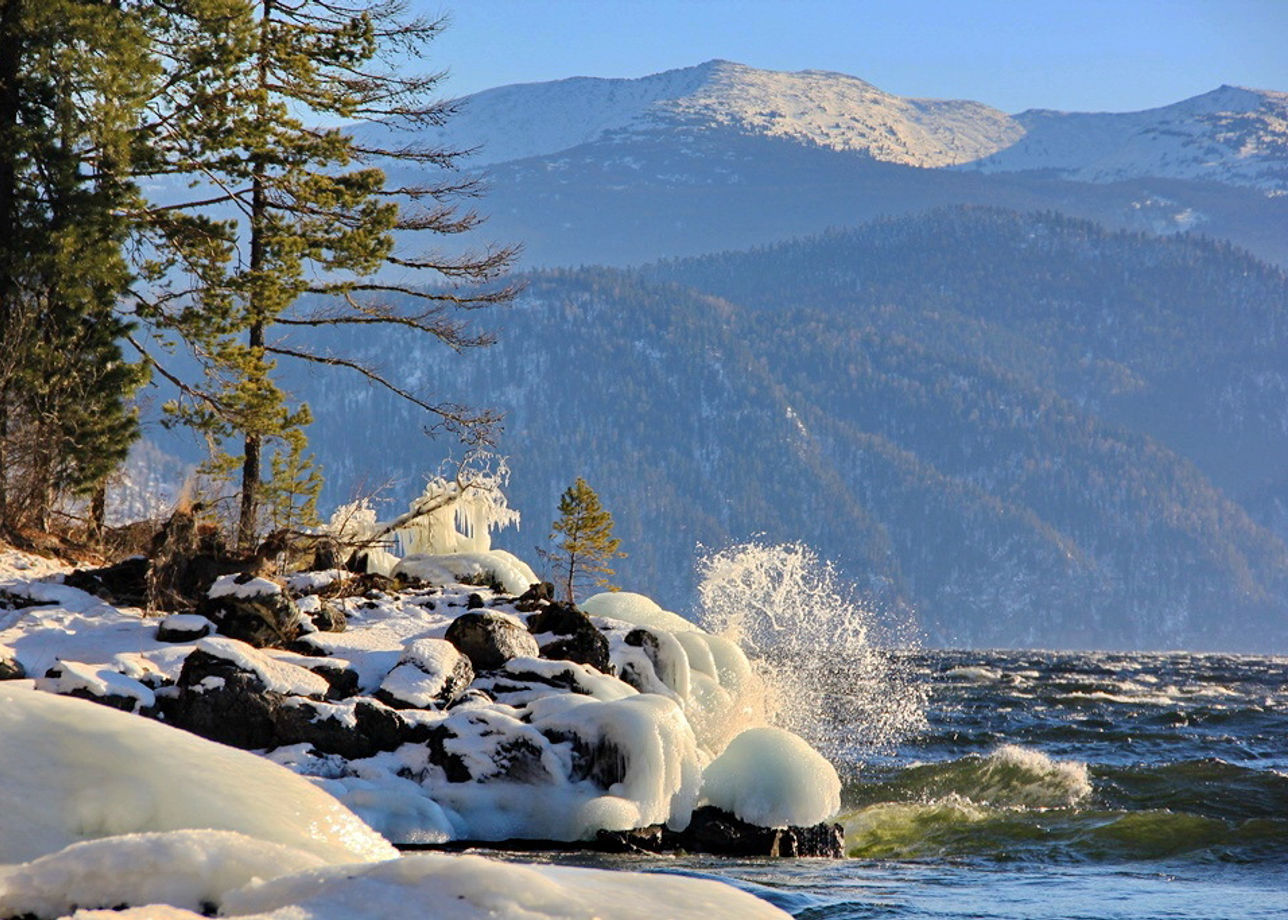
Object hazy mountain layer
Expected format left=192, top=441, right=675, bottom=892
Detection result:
left=248, top=209, right=1288, bottom=652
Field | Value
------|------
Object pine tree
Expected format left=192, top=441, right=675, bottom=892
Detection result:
left=548, top=478, right=626, bottom=603
left=0, top=0, right=152, bottom=532
left=137, top=0, right=517, bottom=548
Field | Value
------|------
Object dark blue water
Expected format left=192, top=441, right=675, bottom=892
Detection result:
left=526, top=650, right=1288, bottom=919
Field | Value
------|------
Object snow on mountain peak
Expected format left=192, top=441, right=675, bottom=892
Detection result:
left=379, top=60, right=1023, bottom=169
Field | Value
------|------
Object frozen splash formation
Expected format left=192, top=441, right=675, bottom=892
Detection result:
left=697, top=541, right=928, bottom=770
left=0, top=481, right=878, bottom=916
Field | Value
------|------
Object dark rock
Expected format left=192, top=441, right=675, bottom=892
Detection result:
left=310, top=537, right=342, bottom=571
left=527, top=602, right=611, bottom=673
left=466, top=593, right=485, bottom=610
left=514, top=581, right=554, bottom=612
left=308, top=601, right=347, bottom=633
left=444, top=611, right=540, bottom=671
left=310, top=662, right=361, bottom=700
left=155, top=614, right=212, bottom=643
left=64, top=557, right=149, bottom=607
left=595, top=807, right=844, bottom=858
left=677, top=806, right=845, bottom=858
left=0, top=654, right=25, bottom=680
left=197, top=574, right=301, bottom=648
left=165, top=648, right=408, bottom=758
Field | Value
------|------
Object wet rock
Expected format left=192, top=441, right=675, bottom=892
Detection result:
left=526, top=602, right=611, bottom=673
left=444, top=611, right=539, bottom=671
left=466, top=593, right=485, bottom=610
left=595, top=806, right=844, bottom=858
left=197, top=573, right=302, bottom=648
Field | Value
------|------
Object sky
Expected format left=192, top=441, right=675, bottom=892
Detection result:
left=417, top=0, right=1288, bottom=114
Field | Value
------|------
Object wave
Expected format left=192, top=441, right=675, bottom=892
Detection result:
left=838, top=747, right=1288, bottom=863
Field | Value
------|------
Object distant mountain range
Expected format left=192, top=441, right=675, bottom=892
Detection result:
left=359, top=60, right=1288, bottom=267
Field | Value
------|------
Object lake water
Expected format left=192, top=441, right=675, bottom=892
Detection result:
left=506, top=650, right=1288, bottom=919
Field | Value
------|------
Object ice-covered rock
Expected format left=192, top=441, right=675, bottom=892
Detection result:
left=0, top=684, right=396, bottom=864
left=700, top=726, right=842, bottom=828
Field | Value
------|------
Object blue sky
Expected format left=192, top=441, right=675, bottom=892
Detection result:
left=419, top=0, right=1288, bottom=113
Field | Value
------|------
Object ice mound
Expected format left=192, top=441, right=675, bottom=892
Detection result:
left=700, top=726, right=842, bottom=828
left=218, top=851, right=790, bottom=920
left=0, top=685, right=396, bottom=864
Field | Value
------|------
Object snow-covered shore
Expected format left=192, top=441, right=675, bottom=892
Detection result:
left=0, top=530, right=840, bottom=917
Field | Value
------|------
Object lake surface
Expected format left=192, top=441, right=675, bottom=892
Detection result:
left=510, top=650, right=1288, bottom=919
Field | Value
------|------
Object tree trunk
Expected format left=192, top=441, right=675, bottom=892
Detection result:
left=0, top=0, right=22, bottom=529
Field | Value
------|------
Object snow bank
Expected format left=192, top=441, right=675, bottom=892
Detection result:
left=219, top=851, right=790, bottom=920
left=0, top=831, right=325, bottom=918
left=700, top=726, right=841, bottom=828
left=0, top=684, right=396, bottom=864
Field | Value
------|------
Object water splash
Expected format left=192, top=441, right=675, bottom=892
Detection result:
left=695, top=541, right=927, bottom=773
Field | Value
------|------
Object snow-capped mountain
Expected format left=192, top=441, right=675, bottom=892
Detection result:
left=970, top=85, right=1288, bottom=190
left=376, top=61, right=1288, bottom=193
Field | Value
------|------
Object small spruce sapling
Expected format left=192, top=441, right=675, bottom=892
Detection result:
left=547, top=478, right=626, bottom=603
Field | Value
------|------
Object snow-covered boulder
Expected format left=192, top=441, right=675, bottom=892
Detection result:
left=217, top=851, right=790, bottom=920
left=155, top=613, right=212, bottom=643
left=200, top=573, right=303, bottom=648
left=393, top=550, right=538, bottom=595
left=0, top=683, right=396, bottom=864
left=375, top=637, right=474, bottom=709
left=700, top=726, right=841, bottom=828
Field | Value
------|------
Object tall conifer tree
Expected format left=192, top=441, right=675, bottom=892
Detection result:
left=140, top=0, right=517, bottom=547
left=0, top=0, right=151, bottom=531
left=548, top=478, right=626, bottom=603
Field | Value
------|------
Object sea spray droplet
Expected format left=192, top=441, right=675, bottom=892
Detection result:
left=694, top=541, right=928, bottom=771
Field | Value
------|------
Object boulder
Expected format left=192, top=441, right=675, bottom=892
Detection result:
left=375, top=638, right=474, bottom=710
left=514, top=581, right=554, bottom=612
left=198, top=573, right=302, bottom=648
left=444, top=611, right=539, bottom=671
left=156, top=613, right=213, bottom=643
left=526, top=602, right=611, bottom=673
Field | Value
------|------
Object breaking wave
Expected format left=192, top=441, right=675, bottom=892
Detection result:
left=694, top=541, right=927, bottom=772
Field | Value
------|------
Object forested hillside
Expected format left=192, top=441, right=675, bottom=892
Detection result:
left=267, top=209, right=1288, bottom=650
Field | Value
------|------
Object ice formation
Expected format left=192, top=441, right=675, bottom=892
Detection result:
left=701, top=726, right=842, bottom=828
left=0, top=685, right=396, bottom=864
